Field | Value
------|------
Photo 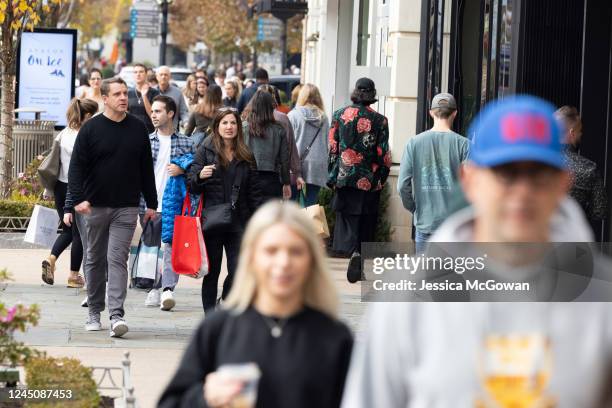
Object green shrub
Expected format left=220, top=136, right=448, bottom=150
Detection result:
left=0, top=200, right=53, bottom=218
left=318, top=184, right=394, bottom=244
left=101, top=67, right=115, bottom=79
left=25, top=356, right=100, bottom=408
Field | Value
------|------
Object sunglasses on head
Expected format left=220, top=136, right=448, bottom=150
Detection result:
left=218, top=107, right=238, bottom=112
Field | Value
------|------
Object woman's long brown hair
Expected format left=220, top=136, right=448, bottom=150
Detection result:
left=194, top=84, right=222, bottom=119
left=210, top=109, right=254, bottom=168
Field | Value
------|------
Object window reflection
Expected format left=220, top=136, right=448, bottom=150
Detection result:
left=356, top=0, right=370, bottom=66
left=480, top=0, right=491, bottom=107
left=498, top=0, right=513, bottom=98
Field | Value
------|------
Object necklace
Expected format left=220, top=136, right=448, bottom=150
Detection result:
left=260, top=314, right=289, bottom=338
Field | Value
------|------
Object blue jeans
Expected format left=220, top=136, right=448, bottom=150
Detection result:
left=155, top=243, right=179, bottom=291
left=291, top=183, right=321, bottom=207
left=415, top=230, right=432, bottom=254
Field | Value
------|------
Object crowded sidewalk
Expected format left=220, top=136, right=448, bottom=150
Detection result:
left=0, top=237, right=365, bottom=407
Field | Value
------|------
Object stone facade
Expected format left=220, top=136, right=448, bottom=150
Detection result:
left=303, top=0, right=424, bottom=243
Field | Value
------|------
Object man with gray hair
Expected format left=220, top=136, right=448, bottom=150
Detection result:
left=156, top=66, right=189, bottom=130
left=397, top=93, right=469, bottom=253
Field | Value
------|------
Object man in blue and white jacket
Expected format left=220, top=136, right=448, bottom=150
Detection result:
left=139, top=95, right=194, bottom=311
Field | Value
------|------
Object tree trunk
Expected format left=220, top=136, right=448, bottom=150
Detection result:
left=0, top=70, right=15, bottom=198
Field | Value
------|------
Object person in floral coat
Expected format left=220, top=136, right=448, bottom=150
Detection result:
left=327, top=77, right=391, bottom=283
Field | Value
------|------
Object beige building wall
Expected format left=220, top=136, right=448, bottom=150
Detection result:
left=304, top=0, right=424, bottom=243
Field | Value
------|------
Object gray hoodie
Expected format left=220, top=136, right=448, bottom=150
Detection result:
left=342, top=199, right=612, bottom=408
left=288, top=106, right=330, bottom=187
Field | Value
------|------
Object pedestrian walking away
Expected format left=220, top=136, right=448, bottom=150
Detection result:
left=243, top=91, right=291, bottom=202
left=140, top=95, right=195, bottom=311
left=158, top=202, right=353, bottom=408
left=397, top=92, right=470, bottom=254
left=41, top=97, right=99, bottom=288
left=555, top=106, right=608, bottom=226
left=187, top=108, right=262, bottom=312
left=288, top=83, right=330, bottom=206
left=68, top=77, right=158, bottom=338
left=249, top=84, right=305, bottom=195
left=127, top=63, right=160, bottom=133
left=236, top=68, right=281, bottom=114
left=328, top=77, right=391, bottom=283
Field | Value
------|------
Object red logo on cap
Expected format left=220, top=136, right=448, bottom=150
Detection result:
left=501, top=114, right=551, bottom=144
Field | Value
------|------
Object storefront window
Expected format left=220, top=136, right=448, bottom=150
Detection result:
left=498, top=0, right=513, bottom=98
left=480, top=0, right=491, bottom=107
left=356, top=0, right=370, bottom=66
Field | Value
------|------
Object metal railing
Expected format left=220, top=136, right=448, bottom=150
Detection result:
left=12, top=119, right=56, bottom=178
left=91, top=351, right=137, bottom=408
left=0, top=217, right=30, bottom=232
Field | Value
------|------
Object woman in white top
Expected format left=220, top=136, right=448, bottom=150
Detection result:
left=80, top=68, right=104, bottom=112
left=42, top=98, right=99, bottom=288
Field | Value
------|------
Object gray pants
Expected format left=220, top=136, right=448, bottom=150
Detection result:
left=85, top=207, right=138, bottom=320
left=75, top=212, right=108, bottom=287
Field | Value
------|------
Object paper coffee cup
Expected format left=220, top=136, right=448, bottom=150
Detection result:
left=218, top=363, right=261, bottom=408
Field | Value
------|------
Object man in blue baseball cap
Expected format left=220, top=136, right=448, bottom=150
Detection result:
left=341, top=96, right=612, bottom=408
left=433, top=94, right=591, bottom=243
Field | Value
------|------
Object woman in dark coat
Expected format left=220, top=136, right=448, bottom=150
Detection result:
left=187, top=108, right=262, bottom=311
left=242, top=91, right=291, bottom=202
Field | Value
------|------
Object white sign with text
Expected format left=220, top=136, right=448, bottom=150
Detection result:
left=18, top=30, right=76, bottom=127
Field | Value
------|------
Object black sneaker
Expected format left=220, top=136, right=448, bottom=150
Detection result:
left=347, top=252, right=362, bottom=283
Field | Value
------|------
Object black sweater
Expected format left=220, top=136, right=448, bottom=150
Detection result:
left=187, top=137, right=263, bottom=229
left=67, top=113, right=157, bottom=210
left=157, top=306, right=353, bottom=408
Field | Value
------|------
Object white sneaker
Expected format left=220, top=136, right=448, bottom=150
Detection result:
left=145, top=289, right=161, bottom=307
left=160, top=290, right=175, bottom=311
left=85, top=312, right=101, bottom=331
left=110, top=319, right=129, bottom=338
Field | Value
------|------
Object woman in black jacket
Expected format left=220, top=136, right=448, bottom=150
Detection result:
left=188, top=108, right=262, bottom=311
left=158, top=201, right=353, bottom=408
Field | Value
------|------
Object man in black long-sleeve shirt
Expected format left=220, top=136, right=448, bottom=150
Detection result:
left=68, top=77, right=157, bottom=338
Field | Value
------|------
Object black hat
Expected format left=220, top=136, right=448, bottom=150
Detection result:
left=355, top=77, right=375, bottom=92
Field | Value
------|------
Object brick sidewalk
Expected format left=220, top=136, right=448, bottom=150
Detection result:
left=0, top=247, right=365, bottom=407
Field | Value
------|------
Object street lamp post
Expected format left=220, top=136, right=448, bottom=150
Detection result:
left=156, top=0, right=172, bottom=66
left=249, top=0, right=308, bottom=73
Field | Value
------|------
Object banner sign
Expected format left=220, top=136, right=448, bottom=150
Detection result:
left=16, top=28, right=77, bottom=129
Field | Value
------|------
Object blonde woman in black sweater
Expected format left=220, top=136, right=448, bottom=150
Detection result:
left=158, top=201, right=353, bottom=408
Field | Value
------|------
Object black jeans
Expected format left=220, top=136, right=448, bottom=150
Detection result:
left=51, top=181, right=83, bottom=271
left=257, top=171, right=282, bottom=203
left=201, top=230, right=242, bottom=311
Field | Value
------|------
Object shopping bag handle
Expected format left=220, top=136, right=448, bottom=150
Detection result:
left=298, top=184, right=307, bottom=208
left=182, top=188, right=204, bottom=217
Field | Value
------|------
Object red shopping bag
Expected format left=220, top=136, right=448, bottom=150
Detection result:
left=172, top=192, right=209, bottom=278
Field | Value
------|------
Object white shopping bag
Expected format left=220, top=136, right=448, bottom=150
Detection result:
left=24, top=205, right=59, bottom=248
left=133, top=245, right=160, bottom=280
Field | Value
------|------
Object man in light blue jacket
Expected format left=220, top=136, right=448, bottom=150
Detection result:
left=397, top=93, right=469, bottom=253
